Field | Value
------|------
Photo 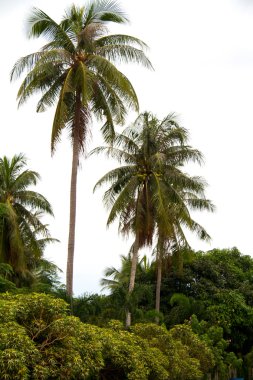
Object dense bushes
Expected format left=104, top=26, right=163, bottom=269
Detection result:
left=0, top=293, right=213, bottom=379
left=2, top=248, right=253, bottom=378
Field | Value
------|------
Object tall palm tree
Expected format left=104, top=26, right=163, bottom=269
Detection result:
left=0, top=154, right=54, bottom=284
left=93, top=112, right=214, bottom=326
left=11, top=1, right=152, bottom=296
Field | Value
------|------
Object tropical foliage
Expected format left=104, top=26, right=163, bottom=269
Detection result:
left=11, top=0, right=152, bottom=296
left=0, top=293, right=214, bottom=380
left=93, top=112, right=214, bottom=325
left=84, top=247, right=253, bottom=379
left=6, top=1, right=252, bottom=379
left=0, top=154, right=55, bottom=286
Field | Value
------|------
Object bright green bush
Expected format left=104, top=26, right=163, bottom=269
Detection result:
left=131, top=323, right=214, bottom=380
left=0, top=293, right=216, bottom=379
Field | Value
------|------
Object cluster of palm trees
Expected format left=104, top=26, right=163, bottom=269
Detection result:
left=93, top=112, right=214, bottom=325
left=3, top=0, right=214, bottom=326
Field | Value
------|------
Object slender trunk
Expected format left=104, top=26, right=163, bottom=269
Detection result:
left=66, top=130, right=79, bottom=296
left=125, top=309, right=131, bottom=329
left=155, top=252, right=162, bottom=324
left=66, top=93, right=81, bottom=297
left=126, top=237, right=139, bottom=328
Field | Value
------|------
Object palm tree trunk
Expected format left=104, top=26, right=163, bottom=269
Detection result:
left=155, top=251, right=162, bottom=324
left=126, top=237, right=139, bottom=328
left=66, top=93, right=81, bottom=297
left=66, top=130, right=79, bottom=296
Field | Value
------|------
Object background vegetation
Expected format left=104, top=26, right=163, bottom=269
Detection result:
left=0, top=0, right=252, bottom=379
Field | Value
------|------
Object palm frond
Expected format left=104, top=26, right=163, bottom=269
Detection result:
left=90, top=146, right=135, bottom=164
left=51, top=68, right=74, bottom=153
left=106, top=175, right=139, bottom=227
left=95, top=43, right=153, bottom=69
left=84, top=0, right=128, bottom=25
left=27, top=7, right=75, bottom=53
left=10, top=52, right=43, bottom=81
left=14, top=191, right=54, bottom=216
left=96, top=34, right=148, bottom=49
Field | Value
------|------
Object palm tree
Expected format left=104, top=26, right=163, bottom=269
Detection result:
left=101, top=254, right=153, bottom=321
left=30, top=258, right=63, bottom=293
left=101, top=253, right=151, bottom=291
left=11, top=1, right=152, bottom=296
left=93, top=112, right=214, bottom=326
left=100, top=254, right=132, bottom=292
left=153, top=166, right=214, bottom=321
left=0, top=153, right=54, bottom=284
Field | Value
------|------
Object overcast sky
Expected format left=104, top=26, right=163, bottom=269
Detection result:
left=1, top=0, right=253, bottom=295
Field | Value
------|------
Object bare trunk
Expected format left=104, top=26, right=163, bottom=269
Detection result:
left=155, top=252, right=162, bottom=324
left=66, top=132, right=79, bottom=296
left=66, top=93, right=81, bottom=297
left=125, top=310, right=131, bottom=328
left=126, top=237, right=139, bottom=328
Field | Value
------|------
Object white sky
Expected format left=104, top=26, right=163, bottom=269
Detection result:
left=1, top=0, right=253, bottom=295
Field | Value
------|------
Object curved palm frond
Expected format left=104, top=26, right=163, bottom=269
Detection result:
left=83, top=0, right=128, bottom=25
left=27, top=7, right=75, bottom=52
